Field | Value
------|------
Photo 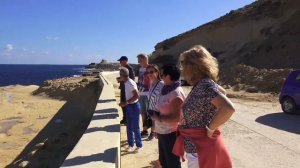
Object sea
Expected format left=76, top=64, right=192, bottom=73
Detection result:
left=0, top=64, right=85, bottom=87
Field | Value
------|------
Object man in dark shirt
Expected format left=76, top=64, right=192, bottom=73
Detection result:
left=117, top=56, right=135, bottom=125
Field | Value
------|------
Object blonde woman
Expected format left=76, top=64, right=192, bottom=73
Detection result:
left=173, top=45, right=235, bottom=168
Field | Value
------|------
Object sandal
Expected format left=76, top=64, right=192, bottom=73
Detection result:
left=150, top=160, right=161, bottom=166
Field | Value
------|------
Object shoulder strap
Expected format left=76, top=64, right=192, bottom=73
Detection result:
left=147, top=80, right=161, bottom=111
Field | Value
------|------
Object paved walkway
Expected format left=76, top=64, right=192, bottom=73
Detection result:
left=61, top=73, right=120, bottom=168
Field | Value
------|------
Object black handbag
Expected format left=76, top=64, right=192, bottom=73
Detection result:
left=144, top=115, right=153, bottom=128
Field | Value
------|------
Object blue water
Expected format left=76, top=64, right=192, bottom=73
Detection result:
left=0, top=64, right=84, bottom=86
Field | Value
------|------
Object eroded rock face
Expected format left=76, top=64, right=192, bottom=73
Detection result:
left=86, top=62, right=136, bottom=71
left=219, top=64, right=292, bottom=93
left=150, top=0, right=299, bottom=92
left=32, top=76, right=99, bottom=100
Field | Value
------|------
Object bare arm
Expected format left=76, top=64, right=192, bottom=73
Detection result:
left=218, top=85, right=226, bottom=95
left=119, top=89, right=139, bottom=107
left=159, top=97, right=183, bottom=123
left=208, top=94, right=235, bottom=131
left=127, top=89, right=139, bottom=104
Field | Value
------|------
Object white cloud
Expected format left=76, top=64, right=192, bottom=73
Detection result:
left=46, top=36, right=59, bottom=41
left=0, top=44, right=14, bottom=57
left=4, top=44, right=14, bottom=51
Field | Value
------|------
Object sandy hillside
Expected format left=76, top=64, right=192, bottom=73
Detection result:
left=152, top=0, right=300, bottom=69
left=150, top=0, right=300, bottom=93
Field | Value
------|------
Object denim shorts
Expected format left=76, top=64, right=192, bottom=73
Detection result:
left=138, top=95, right=148, bottom=113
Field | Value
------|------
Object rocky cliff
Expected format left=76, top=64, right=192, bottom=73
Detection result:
left=150, top=0, right=299, bottom=92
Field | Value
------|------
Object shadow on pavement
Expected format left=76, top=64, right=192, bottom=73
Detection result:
left=255, top=112, right=300, bottom=134
left=94, top=108, right=118, bottom=114
left=62, top=147, right=117, bottom=166
left=92, top=113, right=119, bottom=120
left=98, top=99, right=116, bottom=103
left=84, top=124, right=120, bottom=134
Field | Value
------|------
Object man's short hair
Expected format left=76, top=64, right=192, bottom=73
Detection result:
left=119, top=67, right=129, bottom=77
left=137, top=53, right=148, bottom=60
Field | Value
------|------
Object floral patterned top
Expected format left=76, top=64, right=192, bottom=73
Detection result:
left=179, top=78, right=220, bottom=153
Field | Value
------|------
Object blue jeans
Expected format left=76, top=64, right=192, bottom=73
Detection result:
left=126, top=102, right=142, bottom=148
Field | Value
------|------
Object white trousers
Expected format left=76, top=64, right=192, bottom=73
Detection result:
left=186, top=153, right=199, bottom=168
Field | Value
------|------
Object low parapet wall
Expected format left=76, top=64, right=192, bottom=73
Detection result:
left=61, top=73, right=120, bottom=168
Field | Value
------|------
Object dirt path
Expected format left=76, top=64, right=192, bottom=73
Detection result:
left=225, top=97, right=300, bottom=168
left=103, top=72, right=300, bottom=168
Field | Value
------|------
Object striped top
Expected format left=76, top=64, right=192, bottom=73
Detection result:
left=148, top=80, right=164, bottom=111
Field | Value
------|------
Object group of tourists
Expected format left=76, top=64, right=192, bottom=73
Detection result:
left=117, top=45, right=235, bottom=168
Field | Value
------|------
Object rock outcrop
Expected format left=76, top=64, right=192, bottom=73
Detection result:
left=85, top=62, right=139, bottom=73
left=150, top=0, right=299, bottom=93
left=32, top=76, right=99, bottom=100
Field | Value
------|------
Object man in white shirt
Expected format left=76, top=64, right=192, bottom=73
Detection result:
left=118, top=67, right=143, bottom=153
left=117, top=56, right=135, bottom=125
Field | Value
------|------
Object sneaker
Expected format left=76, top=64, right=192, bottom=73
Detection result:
left=127, top=146, right=134, bottom=152
left=120, top=119, right=126, bottom=125
left=146, top=132, right=154, bottom=141
left=141, top=130, right=149, bottom=138
left=136, top=147, right=142, bottom=153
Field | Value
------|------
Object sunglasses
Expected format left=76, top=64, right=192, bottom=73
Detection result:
left=180, top=60, right=188, bottom=65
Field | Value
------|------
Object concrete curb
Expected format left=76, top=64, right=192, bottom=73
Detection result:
left=61, top=73, right=120, bottom=168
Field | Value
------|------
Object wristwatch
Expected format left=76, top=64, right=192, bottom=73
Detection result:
left=206, top=125, right=215, bottom=133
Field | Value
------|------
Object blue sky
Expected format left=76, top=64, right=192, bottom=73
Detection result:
left=0, top=0, right=254, bottom=65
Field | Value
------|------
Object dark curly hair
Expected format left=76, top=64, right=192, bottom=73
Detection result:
left=161, top=64, right=181, bottom=81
